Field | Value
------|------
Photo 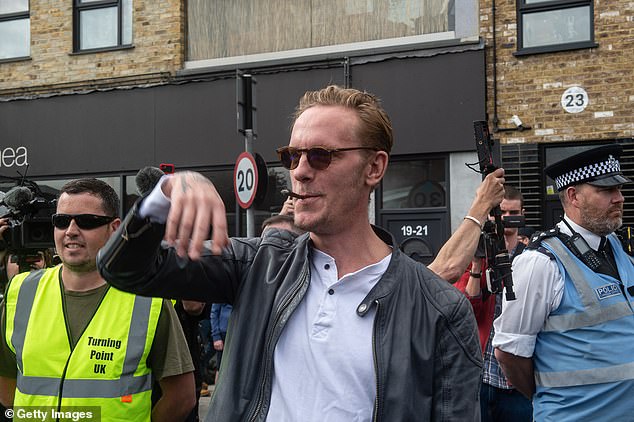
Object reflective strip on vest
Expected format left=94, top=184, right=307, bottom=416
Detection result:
left=543, top=301, right=633, bottom=332
left=543, top=238, right=598, bottom=308
left=11, top=270, right=44, bottom=374
left=542, top=237, right=632, bottom=332
left=536, top=360, right=634, bottom=388
left=15, top=374, right=152, bottom=398
left=11, top=271, right=153, bottom=398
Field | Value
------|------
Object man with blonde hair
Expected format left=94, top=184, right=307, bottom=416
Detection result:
left=99, top=85, right=503, bottom=421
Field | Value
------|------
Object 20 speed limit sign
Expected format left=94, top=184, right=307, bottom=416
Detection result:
left=234, top=152, right=259, bottom=209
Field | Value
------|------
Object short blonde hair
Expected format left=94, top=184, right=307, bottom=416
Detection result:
left=293, top=85, right=393, bottom=154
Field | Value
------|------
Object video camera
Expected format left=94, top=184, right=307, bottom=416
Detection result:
left=0, top=180, right=56, bottom=270
left=468, top=121, right=516, bottom=301
left=475, top=215, right=525, bottom=259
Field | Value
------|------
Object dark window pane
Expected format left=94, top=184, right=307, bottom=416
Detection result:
left=35, top=177, right=121, bottom=203
left=197, top=169, right=239, bottom=236
left=382, top=159, right=447, bottom=209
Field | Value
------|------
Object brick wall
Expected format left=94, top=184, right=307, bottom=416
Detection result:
left=480, top=0, right=634, bottom=144
left=0, top=0, right=184, bottom=96
left=3, top=0, right=631, bottom=145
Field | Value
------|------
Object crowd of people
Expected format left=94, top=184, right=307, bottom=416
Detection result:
left=0, top=85, right=630, bottom=421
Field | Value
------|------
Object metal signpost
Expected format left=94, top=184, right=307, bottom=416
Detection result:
left=236, top=72, right=257, bottom=236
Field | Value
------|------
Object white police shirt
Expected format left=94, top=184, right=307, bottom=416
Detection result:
left=492, top=216, right=604, bottom=357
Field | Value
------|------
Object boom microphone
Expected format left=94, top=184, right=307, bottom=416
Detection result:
left=0, top=186, right=33, bottom=210
left=135, top=166, right=165, bottom=196
left=135, top=166, right=166, bottom=196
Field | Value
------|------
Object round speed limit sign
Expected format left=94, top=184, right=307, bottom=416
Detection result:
left=234, top=152, right=259, bottom=209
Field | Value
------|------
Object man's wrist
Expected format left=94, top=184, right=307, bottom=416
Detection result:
left=469, top=271, right=482, bottom=278
left=464, top=215, right=483, bottom=228
left=138, top=176, right=171, bottom=224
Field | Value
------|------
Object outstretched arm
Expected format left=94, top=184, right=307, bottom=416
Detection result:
left=161, top=171, right=229, bottom=260
left=429, top=168, right=505, bottom=282
left=98, top=171, right=238, bottom=303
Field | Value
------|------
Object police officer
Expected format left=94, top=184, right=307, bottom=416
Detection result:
left=493, top=144, right=634, bottom=421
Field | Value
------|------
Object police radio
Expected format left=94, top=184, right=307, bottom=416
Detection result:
left=560, top=219, right=602, bottom=271
left=564, top=232, right=602, bottom=271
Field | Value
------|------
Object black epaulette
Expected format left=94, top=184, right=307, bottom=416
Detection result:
left=526, top=228, right=558, bottom=260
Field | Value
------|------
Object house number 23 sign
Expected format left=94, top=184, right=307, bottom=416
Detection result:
left=561, top=86, right=589, bottom=114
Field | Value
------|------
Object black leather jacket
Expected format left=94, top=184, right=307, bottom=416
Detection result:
left=97, top=208, right=482, bottom=421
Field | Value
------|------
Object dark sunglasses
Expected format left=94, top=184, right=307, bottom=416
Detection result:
left=276, top=146, right=379, bottom=170
left=52, top=214, right=116, bottom=230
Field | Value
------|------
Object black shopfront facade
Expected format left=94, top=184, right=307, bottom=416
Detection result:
left=0, top=44, right=486, bottom=261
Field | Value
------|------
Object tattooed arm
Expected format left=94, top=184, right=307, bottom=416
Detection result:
left=98, top=170, right=240, bottom=302
left=160, top=171, right=229, bottom=259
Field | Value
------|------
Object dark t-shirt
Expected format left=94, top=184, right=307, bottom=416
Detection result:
left=0, top=271, right=193, bottom=380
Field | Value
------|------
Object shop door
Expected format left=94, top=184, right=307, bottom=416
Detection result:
left=377, top=157, right=449, bottom=264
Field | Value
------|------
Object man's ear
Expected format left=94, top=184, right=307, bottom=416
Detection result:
left=110, top=218, right=121, bottom=232
left=565, top=186, right=579, bottom=207
left=366, top=151, right=389, bottom=188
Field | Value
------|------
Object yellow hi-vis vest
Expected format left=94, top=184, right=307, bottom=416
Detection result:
left=4, top=266, right=162, bottom=421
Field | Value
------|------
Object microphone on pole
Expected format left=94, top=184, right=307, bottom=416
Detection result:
left=135, top=166, right=166, bottom=196
left=0, top=186, right=34, bottom=210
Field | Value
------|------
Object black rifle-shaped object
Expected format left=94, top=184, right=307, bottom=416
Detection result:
left=471, top=121, right=516, bottom=301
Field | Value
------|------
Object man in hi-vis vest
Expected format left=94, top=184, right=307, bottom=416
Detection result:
left=0, top=178, right=195, bottom=421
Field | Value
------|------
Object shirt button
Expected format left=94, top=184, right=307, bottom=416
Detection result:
left=324, top=264, right=330, bottom=270
left=328, top=289, right=334, bottom=295
left=358, top=304, right=367, bottom=313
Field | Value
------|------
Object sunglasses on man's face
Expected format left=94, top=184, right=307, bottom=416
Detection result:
left=52, top=214, right=116, bottom=230
left=276, top=146, right=379, bottom=170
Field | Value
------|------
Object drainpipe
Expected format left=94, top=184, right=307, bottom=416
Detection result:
left=491, top=0, right=531, bottom=133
